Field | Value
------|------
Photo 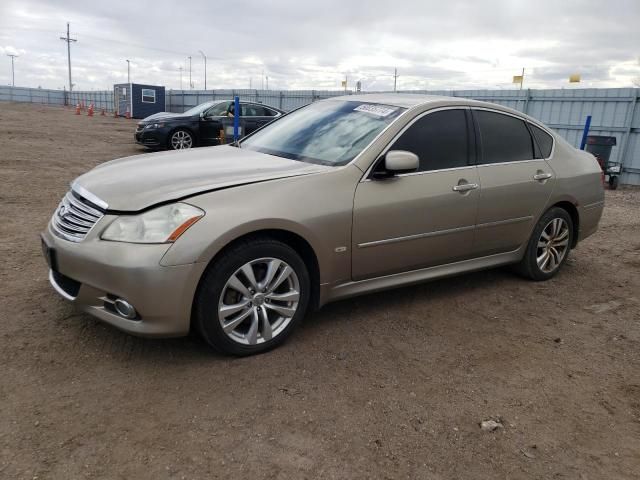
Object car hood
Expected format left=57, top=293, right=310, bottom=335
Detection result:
left=73, top=146, right=332, bottom=212
left=139, top=111, right=193, bottom=123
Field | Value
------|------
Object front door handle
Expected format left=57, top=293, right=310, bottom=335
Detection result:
left=533, top=172, right=553, bottom=181
left=452, top=183, right=479, bottom=192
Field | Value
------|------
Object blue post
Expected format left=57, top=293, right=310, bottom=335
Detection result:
left=233, top=95, right=240, bottom=142
left=579, top=115, right=592, bottom=150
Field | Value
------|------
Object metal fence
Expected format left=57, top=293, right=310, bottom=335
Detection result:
left=1, top=85, right=639, bottom=185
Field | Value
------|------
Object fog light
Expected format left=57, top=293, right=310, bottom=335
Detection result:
left=114, top=298, right=137, bottom=319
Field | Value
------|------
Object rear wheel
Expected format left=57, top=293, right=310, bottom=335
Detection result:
left=515, top=207, right=573, bottom=281
left=194, top=238, right=310, bottom=356
left=169, top=129, right=194, bottom=150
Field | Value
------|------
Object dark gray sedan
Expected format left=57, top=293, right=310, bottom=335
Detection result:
left=134, top=100, right=284, bottom=150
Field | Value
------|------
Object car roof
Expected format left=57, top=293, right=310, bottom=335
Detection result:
left=324, top=93, right=549, bottom=128
left=324, top=93, right=519, bottom=112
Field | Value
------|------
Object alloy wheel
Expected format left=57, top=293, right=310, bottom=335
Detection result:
left=171, top=130, right=193, bottom=149
left=218, top=257, right=300, bottom=345
left=536, top=218, right=570, bottom=273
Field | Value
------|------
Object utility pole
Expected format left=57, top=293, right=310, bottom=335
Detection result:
left=198, top=50, right=207, bottom=90
left=188, top=56, right=192, bottom=88
left=59, top=22, right=77, bottom=91
left=393, top=67, right=398, bottom=92
left=7, top=54, right=18, bottom=87
left=520, top=67, right=525, bottom=90
left=266, top=75, right=269, bottom=90
left=126, top=59, right=130, bottom=83
left=179, top=66, right=183, bottom=89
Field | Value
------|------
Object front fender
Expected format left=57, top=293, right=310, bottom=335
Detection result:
left=159, top=167, right=361, bottom=286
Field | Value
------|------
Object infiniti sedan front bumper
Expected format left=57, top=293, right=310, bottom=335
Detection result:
left=41, top=222, right=206, bottom=338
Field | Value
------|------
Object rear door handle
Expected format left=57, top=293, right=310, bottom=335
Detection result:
left=452, top=183, right=479, bottom=192
left=533, top=172, right=553, bottom=181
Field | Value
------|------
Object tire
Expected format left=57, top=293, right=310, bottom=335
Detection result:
left=609, top=175, right=619, bottom=190
left=169, top=129, right=194, bottom=150
left=194, top=238, right=310, bottom=356
left=515, top=207, right=574, bottom=281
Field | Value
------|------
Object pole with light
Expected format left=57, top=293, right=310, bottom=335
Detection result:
left=198, top=50, right=207, bottom=90
left=126, top=59, right=130, bottom=83
left=7, top=54, right=18, bottom=87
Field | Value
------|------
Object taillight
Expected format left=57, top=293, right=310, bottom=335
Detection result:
left=600, top=171, right=605, bottom=185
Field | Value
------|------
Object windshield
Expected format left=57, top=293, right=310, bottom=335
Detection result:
left=241, top=100, right=405, bottom=165
left=183, top=101, right=221, bottom=116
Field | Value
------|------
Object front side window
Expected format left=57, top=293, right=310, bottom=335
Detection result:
left=389, top=109, right=469, bottom=172
left=241, top=101, right=405, bottom=166
left=141, top=89, right=156, bottom=103
left=205, top=102, right=231, bottom=117
left=475, top=110, right=534, bottom=164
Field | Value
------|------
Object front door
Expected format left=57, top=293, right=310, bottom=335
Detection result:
left=352, top=108, right=479, bottom=280
left=200, top=101, right=231, bottom=145
left=471, top=109, right=555, bottom=256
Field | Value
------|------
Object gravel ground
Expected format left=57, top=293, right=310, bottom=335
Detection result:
left=1, top=102, right=639, bottom=479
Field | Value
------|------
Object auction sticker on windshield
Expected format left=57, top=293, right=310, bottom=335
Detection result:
left=353, top=104, right=398, bottom=117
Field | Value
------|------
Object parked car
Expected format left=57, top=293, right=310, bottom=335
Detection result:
left=134, top=100, right=284, bottom=150
left=42, top=94, right=604, bottom=355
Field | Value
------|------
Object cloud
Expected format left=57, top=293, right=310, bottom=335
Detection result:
left=0, top=0, right=638, bottom=90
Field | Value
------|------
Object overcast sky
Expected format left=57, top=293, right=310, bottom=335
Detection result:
left=1, top=0, right=639, bottom=92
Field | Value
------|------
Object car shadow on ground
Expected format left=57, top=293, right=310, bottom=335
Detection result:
left=59, top=265, right=528, bottom=365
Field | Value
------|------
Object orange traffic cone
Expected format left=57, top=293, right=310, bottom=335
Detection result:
left=75, top=103, right=81, bottom=115
left=125, top=106, right=131, bottom=119
left=87, top=104, right=94, bottom=117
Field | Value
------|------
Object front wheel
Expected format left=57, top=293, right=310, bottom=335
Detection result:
left=194, top=238, right=310, bottom=356
left=169, top=129, right=194, bottom=150
left=515, top=207, right=573, bottom=281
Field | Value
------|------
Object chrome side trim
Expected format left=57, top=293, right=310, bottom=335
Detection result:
left=476, top=216, right=533, bottom=229
left=48, top=270, right=76, bottom=301
left=357, top=224, right=475, bottom=249
left=71, top=182, right=109, bottom=210
left=476, top=158, right=547, bottom=168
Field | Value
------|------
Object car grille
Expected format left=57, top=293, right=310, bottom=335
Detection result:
left=51, top=190, right=105, bottom=242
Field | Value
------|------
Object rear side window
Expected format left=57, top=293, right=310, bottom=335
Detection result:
left=475, top=110, right=534, bottom=164
left=390, top=109, right=469, bottom=172
left=530, top=124, right=554, bottom=158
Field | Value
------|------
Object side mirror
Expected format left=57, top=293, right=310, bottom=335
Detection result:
left=373, top=150, right=419, bottom=179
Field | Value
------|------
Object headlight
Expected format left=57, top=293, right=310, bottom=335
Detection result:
left=145, top=122, right=165, bottom=129
left=101, top=203, right=204, bottom=243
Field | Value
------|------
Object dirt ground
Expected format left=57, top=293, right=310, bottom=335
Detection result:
left=0, top=102, right=639, bottom=480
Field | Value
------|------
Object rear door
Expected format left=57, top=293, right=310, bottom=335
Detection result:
left=471, top=109, right=555, bottom=256
left=241, top=103, right=260, bottom=135
left=352, top=108, right=480, bottom=280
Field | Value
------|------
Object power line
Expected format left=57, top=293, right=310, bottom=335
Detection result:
left=59, top=22, right=77, bottom=91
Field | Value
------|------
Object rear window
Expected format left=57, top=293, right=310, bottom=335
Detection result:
left=530, top=124, right=554, bottom=158
left=475, top=110, right=534, bottom=164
